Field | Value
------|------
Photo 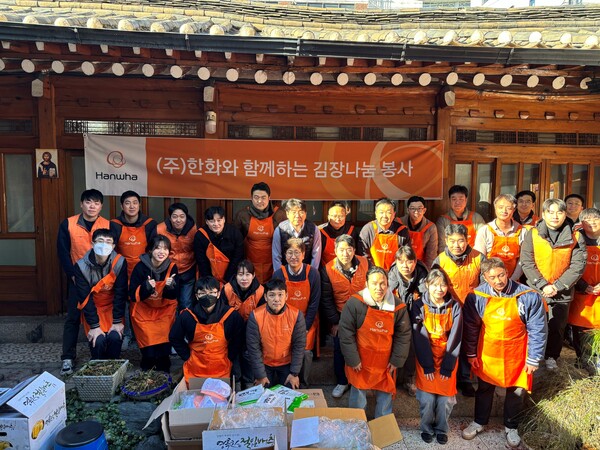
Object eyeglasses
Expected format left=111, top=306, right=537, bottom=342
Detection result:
left=408, top=207, right=425, bottom=212
left=286, top=250, right=303, bottom=257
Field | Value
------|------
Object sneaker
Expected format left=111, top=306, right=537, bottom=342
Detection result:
left=332, top=384, right=349, bottom=398
left=505, top=427, right=521, bottom=448
left=462, top=421, right=484, bottom=440
left=60, top=359, right=73, bottom=376
left=436, top=433, right=448, bottom=445
left=121, top=335, right=131, bottom=352
left=458, top=382, right=476, bottom=397
left=545, top=357, right=558, bottom=370
left=420, top=432, right=434, bottom=443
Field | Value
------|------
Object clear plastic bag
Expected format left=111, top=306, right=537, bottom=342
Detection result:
left=314, top=417, right=377, bottom=450
left=212, top=407, right=285, bottom=430
left=200, top=378, right=231, bottom=401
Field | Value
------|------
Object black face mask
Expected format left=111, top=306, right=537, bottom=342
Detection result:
left=197, top=294, right=218, bottom=309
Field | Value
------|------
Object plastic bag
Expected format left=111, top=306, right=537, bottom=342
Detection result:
left=212, top=407, right=285, bottom=430
left=200, top=378, right=231, bottom=401
left=173, top=392, right=203, bottom=410
left=314, top=417, right=376, bottom=450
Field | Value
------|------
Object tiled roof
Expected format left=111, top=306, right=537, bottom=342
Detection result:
left=2, top=0, right=600, bottom=50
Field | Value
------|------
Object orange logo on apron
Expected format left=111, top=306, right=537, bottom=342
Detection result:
left=114, top=218, right=152, bottom=279
left=569, top=245, right=600, bottom=328
left=282, top=265, right=319, bottom=353
left=245, top=211, right=276, bottom=283
left=370, top=222, right=405, bottom=271
left=199, top=228, right=230, bottom=284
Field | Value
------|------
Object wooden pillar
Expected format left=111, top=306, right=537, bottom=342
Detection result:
left=37, top=75, right=63, bottom=314
left=434, top=106, right=452, bottom=219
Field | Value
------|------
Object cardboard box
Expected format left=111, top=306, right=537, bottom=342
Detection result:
left=145, top=377, right=230, bottom=440
left=0, top=372, right=67, bottom=450
left=161, top=415, right=201, bottom=450
left=296, top=389, right=328, bottom=409
left=202, top=407, right=287, bottom=450
left=290, top=407, right=402, bottom=449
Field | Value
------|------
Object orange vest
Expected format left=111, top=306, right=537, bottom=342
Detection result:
left=531, top=227, right=578, bottom=284
left=245, top=210, right=277, bottom=283
left=67, top=215, right=111, bottom=264
left=325, top=256, right=369, bottom=313
left=519, top=213, right=539, bottom=230
left=113, top=218, right=153, bottom=279
left=408, top=222, right=434, bottom=263
left=345, top=295, right=404, bottom=394
left=199, top=228, right=230, bottom=284
left=370, top=222, right=406, bottom=271
left=443, top=211, right=477, bottom=248
left=415, top=303, right=457, bottom=396
left=131, top=262, right=178, bottom=348
left=254, top=304, right=300, bottom=367
left=488, top=225, right=522, bottom=278
left=569, top=245, right=600, bottom=328
left=223, top=283, right=264, bottom=322
left=437, top=250, right=482, bottom=304
left=77, top=255, right=124, bottom=335
left=157, top=222, right=197, bottom=274
left=282, top=265, right=318, bottom=352
left=182, top=307, right=234, bottom=384
left=473, top=289, right=533, bottom=392
left=320, top=226, right=355, bottom=266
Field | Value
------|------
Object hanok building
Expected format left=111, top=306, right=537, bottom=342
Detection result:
left=0, top=0, right=599, bottom=315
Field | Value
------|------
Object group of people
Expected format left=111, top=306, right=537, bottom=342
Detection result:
left=56, top=181, right=599, bottom=448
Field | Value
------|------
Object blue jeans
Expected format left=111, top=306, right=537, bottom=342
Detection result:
left=349, top=386, right=392, bottom=418
left=333, top=336, right=348, bottom=385
left=89, top=330, right=122, bottom=360
left=415, top=389, right=456, bottom=435
left=178, top=273, right=196, bottom=311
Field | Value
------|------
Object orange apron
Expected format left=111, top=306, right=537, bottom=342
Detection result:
left=131, top=263, right=178, bottom=348
left=408, top=222, right=434, bottom=263
left=320, top=226, right=355, bottom=266
left=488, top=225, right=522, bottom=278
left=113, top=218, right=152, bottom=279
left=78, top=255, right=123, bottom=335
left=282, top=265, right=319, bottom=354
left=569, top=245, right=600, bottom=328
left=415, top=303, right=457, bottom=396
left=370, top=222, right=405, bottom=271
left=182, top=307, right=234, bottom=384
left=326, top=256, right=369, bottom=313
left=443, top=212, right=476, bottom=248
left=223, top=283, right=264, bottom=322
left=254, top=304, right=300, bottom=367
left=345, top=295, right=403, bottom=395
left=245, top=211, right=277, bottom=284
left=473, top=289, right=533, bottom=392
left=67, top=215, right=111, bottom=264
left=437, top=251, right=482, bottom=304
left=199, top=228, right=230, bottom=284
left=157, top=222, right=197, bottom=274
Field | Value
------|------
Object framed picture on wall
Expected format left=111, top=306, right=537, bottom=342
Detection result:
left=36, top=148, right=58, bottom=179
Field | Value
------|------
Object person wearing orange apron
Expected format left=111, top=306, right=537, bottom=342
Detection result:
left=410, top=269, right=462, bottom=445
left=569, top=208, right=600, bottom=366
left=246, top=278, right=307, bottom=389
left=129, top=235, right=179, bottom=372
left=358, top=198, right=411, bottom=271
left=272, top=238, right=321, bottom=386
left=57, top=189, right=110, bottom=375
left=521, top=198, right=586, bottom=368
left=234, top=182, right=286, bottom=283
left=435, top=185, right=485, bottom=251
left=474, top=194, right=524, bottom=280
left=158, top=203, right=198, bottom=310
left=462, top=257, right=547, bottom=449
left=433, top=223, right=483, bottom=397
left=318, top=201, right=358, bottom=266
left=194, top=206, right=244, bottom=285
left=74, top=228, right=127, bottom=360
left=400, top=195, right=438, bottom=268
left=320, top=234, right=368, bottom=398
left=339, top=266, right=411, bottom=418
left=513, top=190, right=539, bottom=229
left=169, top=276, right=244, bottom=386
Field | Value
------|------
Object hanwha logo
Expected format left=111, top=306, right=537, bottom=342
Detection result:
left=592, top=254, right=600, bottom=262
left=496, top=307, right=506, bottom=316
left=102, top=283, right=113, bottom=291
left=502, top=245, right=511, bottom=253
left=107, top=151, right=126, bottom=168
left=205, top=334, right=214, bottom=342
left=381, top=243, right=389, bottom=250
left=375, top=321, right=384, bottom=329
left=257, top=225, right=264, bottom=232
left=294, top=290, right=302, bottom=297
left=128, top=235, right=137, bottom=242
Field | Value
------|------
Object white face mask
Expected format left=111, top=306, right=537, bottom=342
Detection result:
left=93, top=242, right=113, bottom=257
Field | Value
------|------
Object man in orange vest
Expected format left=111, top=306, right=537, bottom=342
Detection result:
left=400, top=196, right=438, bottom=268
left=513, top=190, right=539, bottom=228
left=569, top=208, right=600, bottom=372
left=435, top=185, right=485, bottom=251
left=246, top=278, right=307, bottom=388
left=169, top=276, right=244, bottom=386
left=319, top=201, right=359, bottom=266
left=320, top=234, right=368, bottom=398
left=194, top=206, right=245, bottom=285
left=462, top=258, right=547, bottom=448
left=521, top=198, right=586, bottom=370
left=234, top=182, right=286, bottom=283
left=339, top=266, right=411, bottom=418
left=358, top=198, right=411, bottom=271
left=474, top=194, right=524, bottom=280
left=74, top=228, right=127, bottom=360
left=57, top=188, right=110, bottom=375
